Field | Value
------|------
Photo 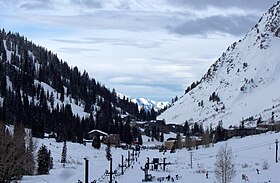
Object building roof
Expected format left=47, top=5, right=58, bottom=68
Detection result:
left=88, top=129, right=108, bottom=136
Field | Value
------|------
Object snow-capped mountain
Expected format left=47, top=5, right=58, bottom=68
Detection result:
left=158, top=1, right=280, bottom=128
left=131, top=98, right=169, bottom=112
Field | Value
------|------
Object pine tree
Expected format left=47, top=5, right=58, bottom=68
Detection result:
left=2, top=48, right=7, bottom=61
left=271, top=112, right=275, bottom=123
left=105, top=140, right=111, bottom=161
left=144, top=126, right=150, bottom=137
left=50, top=92, right=54, bottom=108
left=61, top=140, right=67, bottom=164
left=49, top=150, right=53, bottom=170
left=183, top=120, right=190, bottom=136
left=123, top=121, right=133, bottom=144
left=151, top=126, right=157, bottom=140
left=150, top=108, right=156, bottom=120
left=92, top=135, right=101, bottom=149
left=132, top=126, right=138, bottom=141
left=13, top=122, right=26, bottom=179
left=192, top=122, right=200, bottom=135
left=160, top=132, right=164, bottom=142
left=215, top=121, right=225, bottom=142
left=37, top=145, right=51, bottom=175
left=138, top=133, right=143, bottom=145
left=60, top=86, right=64, bottom=102
left=119, top=120, right=124, bottom=141
left=25, top=133, right=36, bottom=175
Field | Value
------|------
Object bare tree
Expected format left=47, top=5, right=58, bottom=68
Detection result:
left=0, top=122, right=26, bottom=180
left=0, top=122, right=36, bottom=180
left=176, top=132, right=182, bottom=149
left=202, top=128, right=211, bottom=148
left=214, top=144, right=236, bottom=183
left=185, top=134, right=192, bottom=150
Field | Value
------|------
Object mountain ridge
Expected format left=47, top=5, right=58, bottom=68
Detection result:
left=158, top=1, right=280, bottom=128
left=131, top=97, right=169, bottom=112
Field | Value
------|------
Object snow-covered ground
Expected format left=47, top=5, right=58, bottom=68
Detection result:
left=21, top=132, right=280, bottom=183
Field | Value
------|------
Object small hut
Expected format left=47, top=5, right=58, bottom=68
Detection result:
left=88, top=129, right=108, bottom=139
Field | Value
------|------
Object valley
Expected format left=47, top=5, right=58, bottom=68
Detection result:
left=1, top=1, right=280, bottom=183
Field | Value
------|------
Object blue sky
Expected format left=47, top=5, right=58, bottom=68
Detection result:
left=0, top=0, right=277, bottom=102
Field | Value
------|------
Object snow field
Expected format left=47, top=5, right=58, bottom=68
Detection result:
left=21, top=131, right=280, bottom=183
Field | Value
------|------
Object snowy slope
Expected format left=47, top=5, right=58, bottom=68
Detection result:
left=22, top=131, right=280, bottom=183
left=158, top=1, right=280, bottom=128
left=131, top=98, right=169, bottom=112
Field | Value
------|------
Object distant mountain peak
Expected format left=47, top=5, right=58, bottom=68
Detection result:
left=131, top=98, right=169, bottom=112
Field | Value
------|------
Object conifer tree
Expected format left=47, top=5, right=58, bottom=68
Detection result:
left=37, top=145, right=51, bottom=175
left=49, top=150, right=53, bottom=170
left=184, top=120, right=190, bottom=136
left=13, top=122, right=26, bottom=178
left=60, top=87, right=64, bottom=102
left=61, top=140, right=67, bottom=164
left=25, top=133, right=36, bottom=175
left=138, top=133, right=143, bottom=145
left=215, top=121, right=225, bottom=142
left=92, top=135, right=101, bottom=149
left=50, top=92, right=54, bottom=108
left=123, top=121, right=133, bottom=144
left=105, top=140, right=111, bottom=161
left=160, top=132, right=164, bottom=142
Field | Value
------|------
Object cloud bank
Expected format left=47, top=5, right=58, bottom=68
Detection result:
left=0, top=0, right=277, bottom=101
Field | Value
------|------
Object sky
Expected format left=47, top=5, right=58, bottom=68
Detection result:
left=0, top=0, right=277, bottom=102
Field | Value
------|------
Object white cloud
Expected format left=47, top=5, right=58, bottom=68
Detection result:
left=0, top=0, right=276, bottom=101
left=167, top=14, right=259, bottom=36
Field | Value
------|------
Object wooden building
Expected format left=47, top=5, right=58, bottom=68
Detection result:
left=88, top=129, right=108, bottom=139
left=102, top=134, right=121, bottom=146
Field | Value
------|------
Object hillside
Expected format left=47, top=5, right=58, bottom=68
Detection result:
left=0, top=29, right=141, bottom=141
left=158, top=1, right=280, bottom=129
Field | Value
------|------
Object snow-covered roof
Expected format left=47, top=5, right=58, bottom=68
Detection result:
left=88, top=129, right=108, bottom=136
